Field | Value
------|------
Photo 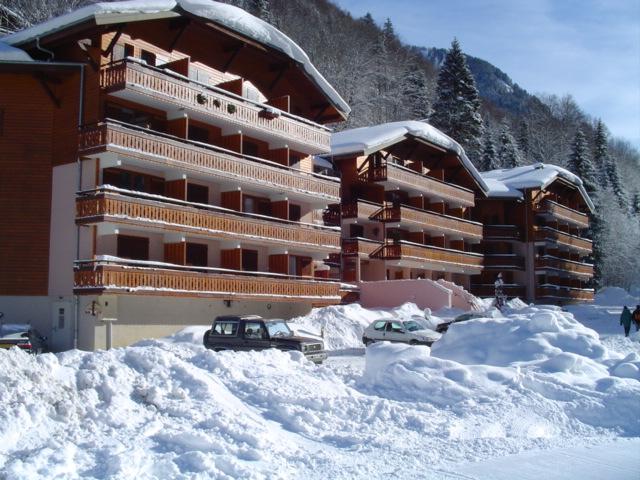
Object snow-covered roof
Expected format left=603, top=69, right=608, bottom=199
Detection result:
left=330, top=120, right=489, bottom=193
left=2, top=0, right=350, bottom=118
left=0, top=41, right=33, bottom=62
left=482, top=163, right=595, bottom=212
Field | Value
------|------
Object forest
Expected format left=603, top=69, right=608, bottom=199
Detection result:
left=2, top=0, right=639, bottom=289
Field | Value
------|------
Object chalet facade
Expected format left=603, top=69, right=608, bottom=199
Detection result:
left=473, top=164, right=595, bottom=303
left=327, top=121, right=489, bottom=290
left=0, top=1, right=349, bottom=350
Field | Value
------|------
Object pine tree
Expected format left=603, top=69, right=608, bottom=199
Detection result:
left=516, top=120, right=530, bottom=163
left=497, top=122, right=523, bottom=169
left=605, top=157, right=628, bottom=209
left=567, top=129, right=597, bottom=196
left=361, top=12, right=375, bottom=28
left=250, top=0, right=275, bottom=25
left=592, top=120, right=610, bottom=187
left=401, top=62, right=431, bottom=120
left=480, top=131, right=500, bottom=171
left=429, top=38, right=484, bottom=161
left=632, top=192, right=640, bottom=216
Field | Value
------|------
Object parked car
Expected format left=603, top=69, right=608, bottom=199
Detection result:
left=362, top=319, right=441, bottom=346
left=203, top=315, right=327, bottom=364
left=435, top=312, right=487, bottom=333
left=0, top=324, right=48, bottom=354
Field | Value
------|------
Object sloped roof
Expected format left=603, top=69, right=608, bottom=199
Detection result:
left=330, top=120, right=490, bottom=194
left=482, top=163, right=595, bottom=212
left=2, top=0, right=350, bottom=119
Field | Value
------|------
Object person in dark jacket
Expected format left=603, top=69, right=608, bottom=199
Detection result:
left=620, top=306, right=633, bottom=337
left=633, top=305, right=640, bottom=332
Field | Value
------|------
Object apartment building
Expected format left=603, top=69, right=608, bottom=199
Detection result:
left=0, top=1, right=350, bottom=350
left=473, top=164, right=595, bottom=303
left=327, top=121, right=490, bottom=290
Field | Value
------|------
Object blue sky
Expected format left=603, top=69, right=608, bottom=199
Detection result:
left=332, top=0, right=640, bottom=148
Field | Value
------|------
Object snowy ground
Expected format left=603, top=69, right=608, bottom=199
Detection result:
left=1, top=289, right=639, bottom=479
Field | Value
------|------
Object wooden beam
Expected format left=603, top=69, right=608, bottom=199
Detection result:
left=168, top=19, right=190, bottom=51
left=313, top=104, right=330, bottom=122
left=223, top=43, right=244, bottom=72
left=102, top=25, right=124, bottom=57
left=33, top=73, right=61, bottom=108
left=269, top=63, right=289, bottom=91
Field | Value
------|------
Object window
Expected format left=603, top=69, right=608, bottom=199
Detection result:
left=350, top=224, right=364, bottom=238
left=242, top=250, right=258, bottom=272
left=186, top=243, right=208, bottom=267
left=188, top=125, right=209, bottom=143
left=124, top=44, right=134, bottom=58
left=289, top=204, right=301, bottom=222
left=112, top=44, right=125, bottom=61
left=117, top=235, right=149, bottom=260
left=373, top=321, right=386, bottom=331
left=243, top=321, right=265, bottom=339
left=387, top=321, right=404, bottom=332
left=58, top=307, right=65, bottom=329
left=242, top=140, right=259, bottom=157
left=243, top=195, right=270, bottom=216
left=140, top=49, right=156, bottom=66
left=212, top=321, right=238, bottom=336
left=187, top=183, right=209, bottom=204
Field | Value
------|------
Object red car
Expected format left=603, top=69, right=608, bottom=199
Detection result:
left=0, top=324, right=48, bottom=354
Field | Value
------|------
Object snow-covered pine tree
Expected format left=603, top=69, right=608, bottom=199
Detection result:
left=497, top=122, right=523, bottom=169
left=401, top=62, right=431, bottom=120
left=605, top=157, right=628, bottom=209
left=592, top=120, right=610, bottom=188
left=567, top=129, right=598, bottom=196
left=429, top=38, right=484, bottom=162
left=250, top=0, right=275, bottom=25
left=480, top=131, right=500, bottom=171
left=516, top=120, right=530, bottom=163
left=632, top=192, right=640, bottom=216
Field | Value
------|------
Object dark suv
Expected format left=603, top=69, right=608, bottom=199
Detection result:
left=203, top=315, right=327, bottom=364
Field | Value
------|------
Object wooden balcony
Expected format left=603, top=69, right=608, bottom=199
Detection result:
left=370, top=241, right=483, bottom=273
left=536, top=200, right=589, bottom=228
left=483, top=225, right=522, bottom=242
left=341, top=238, right=382, bottom=257
left=74, top=260, right=341, bottom=302
left=79, top=122, right=340, bottom=201
left=471, top=284, right=526, bottom=298
left=535, top=256, right=594, bottom=277
left=322, top=204, right=341, bottom=227
left=534, top=227, right=592, bottom=254
left=536, top=285, right=594, bottom=302
left=76, top=189, right=340, bottom=252
left=360, top=163, right=475, bottom=207
left=341, top=200, right=381, bottom=220
left=100, top=59, right=331, bottom=153
left=375, top=204, right=482, bottom=240
left=483, top=254, right=525, bottom=270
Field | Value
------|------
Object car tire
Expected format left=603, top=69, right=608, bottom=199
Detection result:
left=409, top=340, right=418, bottom=346
left=213, top=347, right=226, bottom=352
left=202, top=330, right=211, bottom=346
left=363, top=337, right=371, bottom=346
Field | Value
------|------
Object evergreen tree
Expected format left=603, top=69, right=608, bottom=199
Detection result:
left=429, top=38, right=484, bottom=161
left=401, top=62, right=431, bottom=120
left=605, top=157, right=628, bottom=209
left=250, top=0, right=275, bottom=25
left=480, top=131, right=500, bottom=171
left=592, top=120, right=610, bottom=187
left=497, top=122, right=523, bottom=169
left=632, top=192, right=640, bottom=216
left=567, top=129, right=597, bottom=196
left=516, top=120, right=530, bottom=163
left=361, top=12, right=375, bottom=28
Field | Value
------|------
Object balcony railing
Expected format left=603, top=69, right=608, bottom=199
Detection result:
left=483, top=225, right=521, bottom=241
left=471, top=284, right=526, bottom=298
left=536, top=200, right=589, bottom=228
left=483, top=254, right=525, bottom=269
left=100, top=59, right=331, bottom=153
left=534, top=226, right=592, bottom=253
left=341, top=200, right=381, bottom=220
left=79, top=121, right=340, bottom=201
left=535, top=256, right=594, bottom=277
left=74, top=259, right=341, bottom=302
left=359, top=163, right=475, bottom=207
left=374, top=204, right=482, bottom=240
left=76, top=189, right=340, bottom=252
left=342, top=237, right=382, bottom=256
left=370, top=241, right=483, bottom=271
left=536, top=285, right=594, bottom=302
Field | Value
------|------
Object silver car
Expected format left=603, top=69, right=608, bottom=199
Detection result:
left=362, top=319, right=441, bottom=346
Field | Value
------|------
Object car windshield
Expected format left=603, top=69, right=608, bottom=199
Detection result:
left=0, top=324, right=31, bottom=337
left=402, top=321, right=423, bottom=332
left=265, top=320, right=292, bottom=338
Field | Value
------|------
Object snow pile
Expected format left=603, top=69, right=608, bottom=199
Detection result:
left=1, top=302, right=639, bottom=478
left=0, top=42, right=33, bottom=62
left=594, top=287, right=639, bottom=307
left=289, top=302, right=436, bottom=350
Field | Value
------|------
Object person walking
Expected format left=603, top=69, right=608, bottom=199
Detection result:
left=494, top=273, right=506, bottom=310
left=632, top=305, right=640, bottom=332
left=620, top=306, right=633, bottom=337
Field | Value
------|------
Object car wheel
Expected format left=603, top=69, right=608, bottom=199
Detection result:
left=409, top=340, right=418, bottom=345
left=213, top=348, right=226, bottom=352
left=363, top=337, right=371, bottom=346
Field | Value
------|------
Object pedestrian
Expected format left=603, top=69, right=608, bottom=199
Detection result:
left=494, top=273, right=506, bottom=310
left=620, top=306, right=633, bottom=337
left=633, top=305, right=640, bottom=332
